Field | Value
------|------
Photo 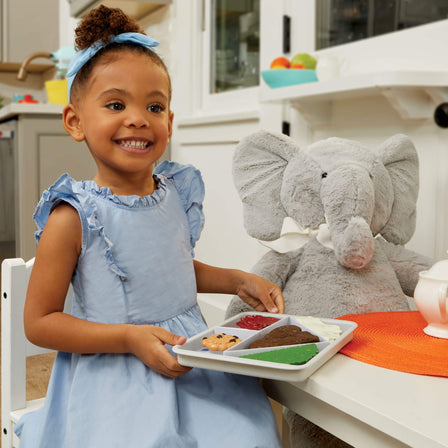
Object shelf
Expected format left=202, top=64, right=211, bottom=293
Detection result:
left=177, top=109, right=260, bottom=127
left=0, top=104, right=63, bottom=123
left=260, top=70, right=448, bottom=126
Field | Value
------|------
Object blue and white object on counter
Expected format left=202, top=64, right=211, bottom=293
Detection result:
left=261, top=69, right=318, bottom=88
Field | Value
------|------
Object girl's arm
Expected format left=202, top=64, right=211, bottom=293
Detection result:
left=24, top=203, right=190, bottom=378
left=193, top=260, right=285, bottom=314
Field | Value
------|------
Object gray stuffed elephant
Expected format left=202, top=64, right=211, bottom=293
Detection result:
left=225, top=130, right=434, bottom=447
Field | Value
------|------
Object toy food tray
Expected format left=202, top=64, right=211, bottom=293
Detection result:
left=173, top=312, right=357, bottom=382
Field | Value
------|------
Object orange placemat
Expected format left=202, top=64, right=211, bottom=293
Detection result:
left=336, top=311, right=448, bottom=377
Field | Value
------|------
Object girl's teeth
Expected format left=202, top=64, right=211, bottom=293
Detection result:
left=119, top=140, right=148, bottom=149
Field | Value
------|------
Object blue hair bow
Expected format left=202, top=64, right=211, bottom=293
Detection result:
left=66, top=32, right=159, bottom=101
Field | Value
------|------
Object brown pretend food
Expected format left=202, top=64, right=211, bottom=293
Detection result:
left=249, top=325, right=319, bottom=349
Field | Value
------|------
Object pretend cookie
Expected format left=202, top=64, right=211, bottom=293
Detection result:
left=249, top=325, right=319, bottom=349
left=202, top=333, right=241, bottom=351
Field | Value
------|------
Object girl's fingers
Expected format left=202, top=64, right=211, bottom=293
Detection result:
left=154, top=327, right=186, bottom=346
left=270, top=286, right=285, bottom=313
left=155, top=345, right=191, bottom=378
left=147, top=328, right=191, bottom=377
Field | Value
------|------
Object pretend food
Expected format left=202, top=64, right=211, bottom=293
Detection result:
left=173, top=313, right=357, bottom=382
left=294, top=316, right=341, bottom=342
left=240, top=344, right=319, bottom=365
left=249, top=325, right=319, bottom=349
left=236, top=315, right=280, bottom=330
left=202, top=333, right=241, bottom=351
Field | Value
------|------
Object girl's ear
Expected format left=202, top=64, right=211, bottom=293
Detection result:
left=168, top=110, right=174, bottom=140
left=63, top=104, right=85, bottom=142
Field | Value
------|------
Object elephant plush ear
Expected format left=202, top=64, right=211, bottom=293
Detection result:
left=378, top=134, right=419, bottom=244
left=233, top=130, right=298, bottom=240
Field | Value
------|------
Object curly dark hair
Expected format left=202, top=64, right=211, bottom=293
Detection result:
left=74, top=5, right=145, bottom=50
left=70, top=5, right=171, bottom=103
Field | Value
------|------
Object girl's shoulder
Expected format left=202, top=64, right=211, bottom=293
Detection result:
left=33, top=173, right=93, bottom=248
left=39, top=201, right=83, bottom=256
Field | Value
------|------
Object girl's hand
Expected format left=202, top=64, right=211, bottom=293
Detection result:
left=236, top=273, right=285, bottom=314
left=127, top=325, right=192, bottom=378
left=192, top=260, right=285, bottom=314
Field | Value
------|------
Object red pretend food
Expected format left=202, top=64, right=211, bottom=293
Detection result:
left=236, top=315, right=280, bottom=330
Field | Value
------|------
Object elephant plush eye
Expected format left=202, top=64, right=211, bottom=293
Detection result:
left=321, top=172, right=328, bottom=178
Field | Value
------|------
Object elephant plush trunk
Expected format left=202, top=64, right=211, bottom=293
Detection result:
left=322, top=166, right=375, bottom=269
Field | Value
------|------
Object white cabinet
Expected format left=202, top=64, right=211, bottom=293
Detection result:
left=259, top=72, right=448, bottom=261
left=256, top=4, right=448, bottom=261
left=259, top=70, right=448, bottom=261
left=0, top=0, right=59, bottom=64
left=171, top=0, right=448, bottom=270
left=67, top=0, right=172, bottom=19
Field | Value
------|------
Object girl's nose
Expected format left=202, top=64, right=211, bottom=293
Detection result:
left=125, top=109, right=149, bottom=128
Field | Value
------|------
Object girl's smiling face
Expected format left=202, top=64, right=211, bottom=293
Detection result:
left=64, top=50, right=173, bottom=194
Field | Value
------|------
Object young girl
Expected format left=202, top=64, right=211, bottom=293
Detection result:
left=15, top=5, right=284, bottom=447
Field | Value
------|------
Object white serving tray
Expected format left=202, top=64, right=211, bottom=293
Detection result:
left=173, top=312, right=357, bottom=382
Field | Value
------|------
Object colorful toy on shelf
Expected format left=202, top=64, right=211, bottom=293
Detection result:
left=269, top=52, right=317, bottom=70
left=270, top=57, right=290, bottom=69
left=262, top=52, right=318, bottom=88
left=290, top=53, right=317, bottom=69
left=17, top=94, right=38, bottom=104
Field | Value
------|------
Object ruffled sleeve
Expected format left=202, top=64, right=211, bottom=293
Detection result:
left=33, top=173, right=89, bottom=248
left=33, top=173, right=127, bottom=280
left=154, top=161, right=205, bottom=252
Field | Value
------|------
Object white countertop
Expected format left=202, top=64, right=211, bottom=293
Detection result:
left=0, top=103, right=64, bottom=122
left=264, top=354, right=448, bottom=448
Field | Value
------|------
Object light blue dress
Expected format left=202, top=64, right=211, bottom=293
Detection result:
left=15, top=161, right=281, bottom=448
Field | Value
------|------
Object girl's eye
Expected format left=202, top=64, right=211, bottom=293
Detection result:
left=106, top=102, right=125, bottom=111
left=147, top=104, right=165, bottom=113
